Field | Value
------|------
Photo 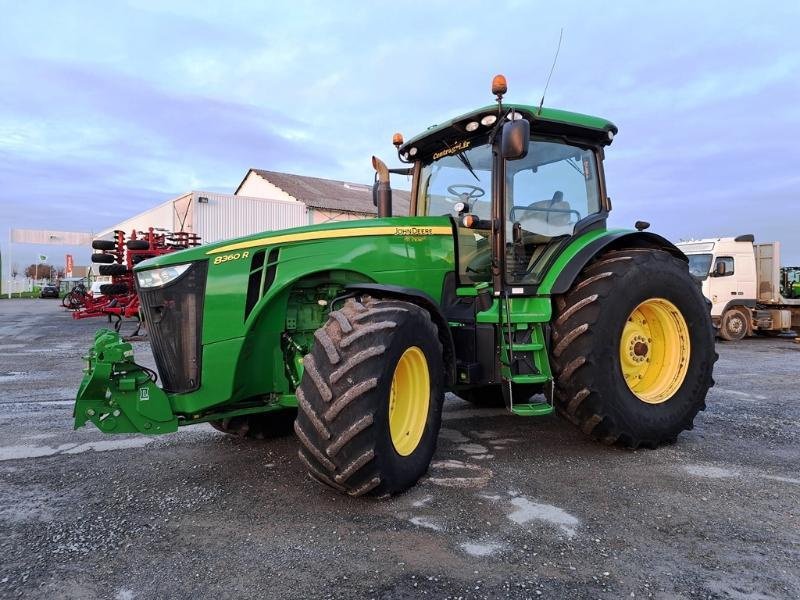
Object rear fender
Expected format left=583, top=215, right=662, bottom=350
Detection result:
left=546, top=231, right=687, bottom=296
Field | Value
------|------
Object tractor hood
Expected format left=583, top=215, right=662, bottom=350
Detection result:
left=133, top=217, right=454, bottom=271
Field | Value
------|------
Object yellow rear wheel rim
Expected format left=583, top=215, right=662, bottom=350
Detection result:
left=389, top=346, right=430, bottom=456
left=620, top=298, right=691, bottom=404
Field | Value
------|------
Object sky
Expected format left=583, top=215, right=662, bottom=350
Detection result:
left=1, top=0, right=799, bottom=276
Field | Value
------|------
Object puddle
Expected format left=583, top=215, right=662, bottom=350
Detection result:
left=458, top=443, right=489, bottom=455
left=760, top=474, right=800, bottom=485
left=684, top=464, right=741, bottom=479
left=426, top=460, right=493, bottom=489
left=411, top=495, right=433, bottom=508
left=460, top=540, right=505, bottom=557
left=409, top=516, right=442, bottom=531
left=63, top=438, right=155, bottom=454
left=0, top=444, right=78, bottom=460
left=438, top=428, right=469, bottom=443
left=0, top=437, right=154, bottom=461
left=507, top=496, right=580, bottom=538
left=478, top=493, right=502, bottom=501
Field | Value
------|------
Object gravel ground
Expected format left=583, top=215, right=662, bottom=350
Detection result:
left=0, top=299, right=798, bottom=600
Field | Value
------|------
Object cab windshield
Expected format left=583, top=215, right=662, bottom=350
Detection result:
left=417, top=142, right=493, bottom=284
left=506, top=139, right=601, bottom=283
left=417, top=143, right=493, bottom=220
left=415, top=137, right=603, bottom=285
left=687, top=254, right=712, bottom=280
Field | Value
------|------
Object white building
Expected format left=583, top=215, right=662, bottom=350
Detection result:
left=98, top=169, right=410, bottom=243
left=97, top=191, right=306, bottom=242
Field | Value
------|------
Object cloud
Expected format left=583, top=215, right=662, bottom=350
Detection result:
left=0, top=56, right=336, bottom=221
left=1, top=0, right=799, bottom=267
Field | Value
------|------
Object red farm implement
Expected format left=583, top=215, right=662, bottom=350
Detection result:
left=69, top=228, right=201, bottom=335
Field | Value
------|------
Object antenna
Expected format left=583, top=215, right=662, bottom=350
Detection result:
left=537, top=28, right=563, bottom=115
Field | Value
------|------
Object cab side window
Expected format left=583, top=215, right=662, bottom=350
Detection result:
left=714, top=256, right=734, bottom=277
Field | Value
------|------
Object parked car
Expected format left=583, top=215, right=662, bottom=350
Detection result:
left=40, top=284, right=60, bottom=299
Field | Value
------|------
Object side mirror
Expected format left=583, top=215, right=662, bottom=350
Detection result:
left=715, top=261, right=727, bottom=277
left=501, top=119, right=530, bottom=160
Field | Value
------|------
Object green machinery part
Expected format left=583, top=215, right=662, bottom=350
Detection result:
left=74, top=330, right=178, bottom=434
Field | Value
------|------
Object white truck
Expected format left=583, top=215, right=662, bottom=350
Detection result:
left=676, top=235, right=800, bottom=340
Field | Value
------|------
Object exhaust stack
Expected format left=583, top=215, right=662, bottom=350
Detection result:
left=371, top=156, right=392, bottom=218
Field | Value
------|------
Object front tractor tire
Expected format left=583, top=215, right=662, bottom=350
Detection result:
left=295, top=297, right=445, bottom=497
left=551, top=249, right=716, bottom=448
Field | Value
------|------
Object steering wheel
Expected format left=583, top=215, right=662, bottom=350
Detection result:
left=447, top=184, right=485, bottom=202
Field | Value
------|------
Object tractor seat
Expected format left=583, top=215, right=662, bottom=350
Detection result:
left=525, top=191, right=572, bottom=228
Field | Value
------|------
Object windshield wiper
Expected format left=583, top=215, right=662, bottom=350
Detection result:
left=565, top=157, right=584, bottom=177
left=456, top=151, right=480, bottom=182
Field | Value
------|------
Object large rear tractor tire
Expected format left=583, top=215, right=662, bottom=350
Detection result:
left=719, top=308, right=749, bottom=341
left=210, top=410, right=297, bottom=439
left=295, top=297, right=445, bottom=497
left=551, top=248, right=716, bottom=448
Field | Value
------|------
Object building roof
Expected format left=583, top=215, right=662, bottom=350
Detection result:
left=238, top=169, right=411, bottom=215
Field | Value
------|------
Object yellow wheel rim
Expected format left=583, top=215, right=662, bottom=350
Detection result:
left=619, top=298, right=691, bottom=404
left=389, top=346, right=430, bottom=456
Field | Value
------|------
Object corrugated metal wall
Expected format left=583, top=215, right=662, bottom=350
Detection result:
left=193, top=192, right=307, bottom=243
left=98, top=192, right=308, bottom=244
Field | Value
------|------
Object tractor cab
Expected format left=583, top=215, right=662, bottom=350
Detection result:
left=392, top=77, right=617, bottom=295
left=781, top=267, right=800, bottom=299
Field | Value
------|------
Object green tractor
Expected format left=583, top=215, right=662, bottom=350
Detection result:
left=74, top=75, right=715, bottom=497
left=780, top=266, right=800, bottom=299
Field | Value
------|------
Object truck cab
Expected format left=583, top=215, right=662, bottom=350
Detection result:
left=677, top=235, right=797, bottom=339
left=678, top=236, right=758, bottom=322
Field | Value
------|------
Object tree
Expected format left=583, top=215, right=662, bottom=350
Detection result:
left=23, top=264, right=63, bottom=280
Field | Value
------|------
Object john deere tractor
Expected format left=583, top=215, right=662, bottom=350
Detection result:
left=74, top=75, right=715, bottom=497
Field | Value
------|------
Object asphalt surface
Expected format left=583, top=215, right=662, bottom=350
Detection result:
left=0, top=299, right=798, bottom=600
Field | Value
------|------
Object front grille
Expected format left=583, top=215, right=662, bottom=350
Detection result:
left=138, top=262, right=208, bottom=393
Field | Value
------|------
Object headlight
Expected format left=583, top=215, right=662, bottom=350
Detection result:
left=136, top=263, right=192, bottom=289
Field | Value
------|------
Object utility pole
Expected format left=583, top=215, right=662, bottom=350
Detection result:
left=6, top=227, right=11, bottom=298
